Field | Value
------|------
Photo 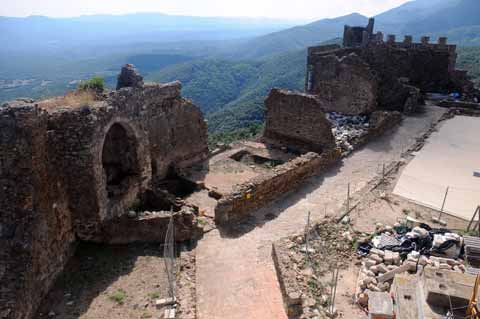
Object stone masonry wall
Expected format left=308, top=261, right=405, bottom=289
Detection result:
left=42, top=81, right=208, bottom=241
left=214, top=150, right=342, bottom=224
left=215, top=110, right=403, bottom=225
left=263, top=88, right=336, bottom=153
left=0, top=80, right=208, bottom=319
left=307, top=43, right=455, bottom=114
left=0, top=105, right=76, bottom=319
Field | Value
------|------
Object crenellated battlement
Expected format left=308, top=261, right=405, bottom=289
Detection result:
left=305, top=18, right=474, bottom=114
left=381, top=34, right=456, bottom=52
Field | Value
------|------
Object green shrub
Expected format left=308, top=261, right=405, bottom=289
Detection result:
left=109, top=289, right=127, bottom=305
left=78, top=76, right=105, bottom=93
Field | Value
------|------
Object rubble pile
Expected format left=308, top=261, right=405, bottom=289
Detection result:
left=355, top=222, right=466, bottom=307
left=326, top=112, right=369, bottom=155
left=275, top=220, right=357, bottom=319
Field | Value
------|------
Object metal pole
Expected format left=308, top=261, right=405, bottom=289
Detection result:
left=330, top=268, right=340, bottom=315
left=438, top=186, right=449, bottom=221
left=306, top=211, right=311, bottom=261
left=347, top=183, right=350, bottom=213
left=382, top=163, right=386, bottom=185
left=329, top=270, right=335, bottom=314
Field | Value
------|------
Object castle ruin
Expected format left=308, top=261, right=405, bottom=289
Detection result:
left=1, top=19, right=479, bottom=319
left=0, top=65, right=208, bottom=319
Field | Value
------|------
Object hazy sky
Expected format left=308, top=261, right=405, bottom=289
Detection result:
left=1, top=0, right=413, bottom=20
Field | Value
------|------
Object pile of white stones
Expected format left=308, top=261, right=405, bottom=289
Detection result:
left=326, top=112, right=369, bottom=155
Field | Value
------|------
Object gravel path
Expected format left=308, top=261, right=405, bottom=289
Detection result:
left=196, top=106, right=446, bottom=319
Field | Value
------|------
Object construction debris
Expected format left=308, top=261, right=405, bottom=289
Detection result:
left=367, top=291, right=394, bottom=319
left=356, top=222, right=467, bottom=301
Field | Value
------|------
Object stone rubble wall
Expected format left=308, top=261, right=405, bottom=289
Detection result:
left=0, top=80, right=208, bottom=319
left=215, top=111, right=402, bottom=225
left=272, top=241, right=303, bottom=318
left=214, top=150, right=342, bottom=224
left=263, top=88, right=336, bottom=153
left=0, top=105, right=76, bottom=319
left=97, top=208, right=199, bottom=244
left=307, top=43, right=456, bottom=114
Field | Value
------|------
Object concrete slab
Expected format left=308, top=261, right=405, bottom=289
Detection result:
left=393, top=116, right=480, bottom=221
left=368, top=291, right=394, bottom=319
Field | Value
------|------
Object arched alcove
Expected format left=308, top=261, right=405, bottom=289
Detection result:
left=102, top=123, right=140, bottom=200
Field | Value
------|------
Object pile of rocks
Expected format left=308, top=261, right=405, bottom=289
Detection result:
left=326, top=112, right=369, bottom=155
left=356, top=223, right=466, bottom=307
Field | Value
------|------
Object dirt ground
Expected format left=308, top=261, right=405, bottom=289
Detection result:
left=35, top=243, right=171, bottom=319
left=195, top=105, right=448, bottom=319
left=317, top=132, right=471, bottom=319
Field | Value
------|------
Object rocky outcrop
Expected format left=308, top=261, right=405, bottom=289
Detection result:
left=263, top=88, right=335, bottom=153
left=116, top=64, right=144, bottom=90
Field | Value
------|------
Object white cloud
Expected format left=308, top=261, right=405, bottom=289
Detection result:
left=1, top=0, right=413, bottom=20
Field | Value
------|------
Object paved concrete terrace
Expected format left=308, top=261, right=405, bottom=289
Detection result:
left=196, top=106, right=447, bottom=319
left=394, top=115, right=480, bottom=220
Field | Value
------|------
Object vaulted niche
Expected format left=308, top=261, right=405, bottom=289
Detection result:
left=102, top=123, right=140, bottom=200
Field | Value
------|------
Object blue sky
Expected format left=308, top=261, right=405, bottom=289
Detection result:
left=1, top=0, right=412, bottom=20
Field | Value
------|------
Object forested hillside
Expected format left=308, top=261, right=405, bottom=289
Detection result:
left=457, top=47, right=480, bottom=86
left=2, top=0, right=480, bottom=147
left=148, top=49, right=306, bottom=133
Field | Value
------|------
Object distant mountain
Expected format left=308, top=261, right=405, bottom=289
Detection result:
left=375, top=0, right=460, bottom=26
left=404, top=0, right=480, bottom=41
left=374, top=0, right=480, bottom=45
left=222, top=0, right=480, bottom=61
left=0, top=13, right=301, bottom=53
left=223, top=13, right=368, bottom=60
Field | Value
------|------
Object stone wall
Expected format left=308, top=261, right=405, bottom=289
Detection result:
left=215, top=110, right=402, bottom=225
left=214, top=150, right=342, bottom=224
left=307, top=41, right=461, bottom=114
left=0, top=105, right=76, bottom=319
left=263, top=89, right=335, bottom=153
left=310, top=53, right=378, bottom=115
left=98, top=208, right=199, bottom=244
left=0, top=76, right=208, bottom=319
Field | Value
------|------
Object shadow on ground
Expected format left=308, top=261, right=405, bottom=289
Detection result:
left=34, top=242, right=173, bottom=319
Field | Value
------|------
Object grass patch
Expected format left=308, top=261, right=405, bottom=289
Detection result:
left=109, top=289, right=127, bottom=305
left=37, top=90, right=96, bottom=112
left=148, top=291, right=161, bottom=299
left=402, top=209, right=411, bottom=215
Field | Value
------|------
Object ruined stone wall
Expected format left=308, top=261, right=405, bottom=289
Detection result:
left=307, top=42, right=456, bottom=114
left=42, top=82, right=208, bottom=241
left=263, top=89, right=335, bottom=153
left=216, top=110, right=403, bottom=225
left=0, top=105, right=76, bottom=319
left=214, top=150, right=342, bottom=224
left=0, top=80, right=208, bottom=319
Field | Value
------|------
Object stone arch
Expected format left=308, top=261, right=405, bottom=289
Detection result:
left=96, top=119, right=151, bottom=220
left=102, top=122, right=140, bottom=200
